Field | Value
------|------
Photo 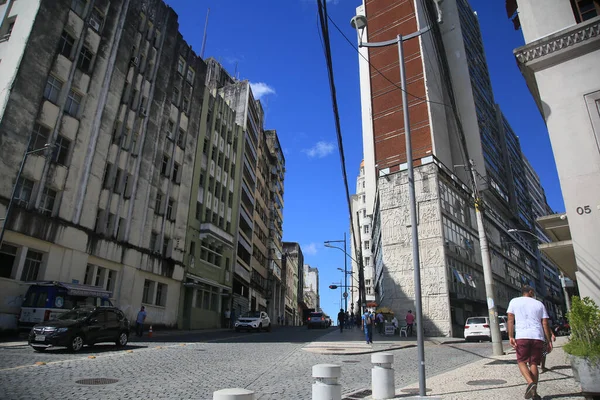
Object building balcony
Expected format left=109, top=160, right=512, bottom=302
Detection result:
left=199, top=223, right=234, bottom=247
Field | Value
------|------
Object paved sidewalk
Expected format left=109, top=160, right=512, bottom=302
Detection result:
left=345, top=336, right=584, bottom=399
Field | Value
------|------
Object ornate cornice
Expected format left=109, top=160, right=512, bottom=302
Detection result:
left=515, top=18, right=600, bottom=64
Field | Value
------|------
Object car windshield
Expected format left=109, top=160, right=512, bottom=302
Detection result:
left=310, top=313, right=322, bottom=318
left=57, top=309, right=92, bottom=321
left=241, top=311, right=261, bottom=318
left=466, top=317, right=487, bottom=325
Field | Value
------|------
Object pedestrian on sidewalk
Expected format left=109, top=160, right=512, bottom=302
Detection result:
left=376, top=311, right=384, bottom=334
left=337, top=309, right=346, bottom=333
left=508, top=285, right=553, bottom=400
left=405, top=310, right=415, bottom=337
left=391, top=315, right=399, bottom=335
left=135, top=306, right=147, bottom=337
left=363, top=310, right=374, bottom=344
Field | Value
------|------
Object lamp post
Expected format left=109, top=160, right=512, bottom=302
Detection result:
left=507, top=228, right=570, bottom=312
left=324, top=241, right=361, bottom=312
left=337, top=267, right=354, bottom=310
left=351, top=14, right=429, bottom=396
left=324, top=233, right=348, bottom=311
left=0, top=142, right=53, bottom=247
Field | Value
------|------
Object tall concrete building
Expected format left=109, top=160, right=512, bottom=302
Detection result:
left=282, top=242, right=304, bottom=325
left=0, top=0, right=206, bottom=328
left=511, top=0, right=600, bottom=306
left=350, top=160, right=375, bottom=312
left=303, top=264, right=319, bottom=311
left=179, top=59, right=245, bottom=330
left=355, top=0, right=562, bottom=336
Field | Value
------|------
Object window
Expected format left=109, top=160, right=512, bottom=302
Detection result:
left=364, top=257, right=370, bottom=266
left=363, top=209, right=366, bottom=218
left=53, top=135, right=71, bottom=165
left=149, top=232, right=158, bottom=252
left=65, top=90, right=82, bottom=116
left=177, top=129, right=185, bottom=148
left=0, top=243, right=18, bottom=279
left=71, top=0, right=86, bottom=16
left=44, top=76, right=62, bottom=103
left=155, top=283, right=167, bottom=306
left=166, top=199, right=174, bottom=220
left=161, top=155, right=169, bottom=176
left=154, top=192, right=162, bottom=214
left=77, top=46, right=93, bottom=72
left=573, top=0, right=600, bottom=21
left=58, top=31, right=75, bottom=58
left=142, top=279, right=152, bottom=303
left=15, top=178, right=34, bottom=207
left=177, top=58, right=185, bottom=75
left=172, top=163, right=179, bottom=183
left=182, top=96, right=189, bottom=113
left=364, top=241, right=370, bottom=250
left=21, top=249, right=44, bottom=281
left=364, top=225, right=369, bottom=234
left=113, top=169, right=122, bottom=193
left=89, top=8, right=104, bottom=32
left=171, top=87, right=179, bottom=104
left=186, top=68, right=195, bottom=83
left=166, top=120, right=174, bottom=139
left=29, top=124, right=51, bottom=152
left=39, top=187, right=56, bottom=215
left=195, top=202, right=201, bottom=220
left=190, top=241, right=196, bottom=256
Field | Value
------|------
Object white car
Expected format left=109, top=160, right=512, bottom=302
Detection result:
left=234, top=311, right=271, bottom=332
left=464, top=316, right=491, bottom=342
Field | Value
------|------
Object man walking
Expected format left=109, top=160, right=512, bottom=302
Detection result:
left=405, top=310, right=415, bottom=337
left=508, top=285, right=553, bottom=399
left=362, top=309, right=374, bottom=344
left=337, top=309, right=345, bottom=333
left=376, top=311, right=385, bottom=334
left=136, top=306, right=147, bottom=337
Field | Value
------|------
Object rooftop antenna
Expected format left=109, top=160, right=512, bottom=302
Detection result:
left=200, top=7, right=210, bottom=59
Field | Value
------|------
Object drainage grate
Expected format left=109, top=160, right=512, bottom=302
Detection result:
left=76, top=378, right=119, bottom=385
left=466, top=379, right=507, bottom=386
left=342, top=360, right=360, bottom=363
left=486, top=359, right=517, bottom=366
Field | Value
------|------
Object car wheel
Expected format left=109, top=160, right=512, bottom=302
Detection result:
left=33, top=347, right=45, bottom=352
left=258, top=323, right=262, bottom=332
left=69, top=334, right=84, bottom=352
left=266, top=323, right=271, bottom=332
left=116, top=331, right=128, bottom=347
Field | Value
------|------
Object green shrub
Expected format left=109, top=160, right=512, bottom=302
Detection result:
left=564, top=296, right=600, bottom=365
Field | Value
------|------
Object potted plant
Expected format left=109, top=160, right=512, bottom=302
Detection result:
left=564, top=296, right=600, bottom=397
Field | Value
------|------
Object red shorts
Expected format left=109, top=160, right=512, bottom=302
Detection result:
left=516, top=339, right=544, bottom=365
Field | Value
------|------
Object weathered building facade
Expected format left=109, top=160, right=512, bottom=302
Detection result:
left=0, top=0, right=209, bottom=329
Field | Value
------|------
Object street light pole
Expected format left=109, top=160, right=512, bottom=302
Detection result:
left=324, top=236, right=349, bottom=311
left=350, top=14, right=430, bottom=396
left=0, top=142, right=53, bottom=247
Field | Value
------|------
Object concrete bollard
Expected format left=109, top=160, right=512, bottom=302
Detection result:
left=312, top=364, right=342, bottom=400
left=213, top=388, right=255, bottom=400
left=371, top=353, right=395, bottom=399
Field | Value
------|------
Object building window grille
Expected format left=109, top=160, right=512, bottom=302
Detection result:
left=21, top=250, right=44, bottom=281
left=39, top=187, right=56, bottom=216
left=70, top=0, right=87, bottom=16
left=58, top=31, right=75, bottom=58
left=77, top=46, right=94, bottom=72
left=53, top=135, right=71, bottom=165
left=29, top=124, right=50, bottom=152
left=15, top=178, right=34, bottom=207
left=155, top=283, right=167, bottom=306
left=142, top=279, right=152, bottom=303
left=44, top=76, right=62, bottom=104
left=65, top=90, right=82, bottom=117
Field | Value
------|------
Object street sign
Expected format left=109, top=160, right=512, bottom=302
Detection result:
left=343, top=292, right=348, bottom=298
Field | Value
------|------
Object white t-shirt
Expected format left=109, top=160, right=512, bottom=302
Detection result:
left=506, top=296, right=549, bottom=341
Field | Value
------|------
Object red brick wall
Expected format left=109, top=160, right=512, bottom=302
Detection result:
left=365, top=0, right=432, bottom=173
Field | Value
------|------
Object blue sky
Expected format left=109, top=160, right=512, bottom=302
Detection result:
left=165, top=0, right=564, bottom=320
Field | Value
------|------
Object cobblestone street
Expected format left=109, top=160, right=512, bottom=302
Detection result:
left=0, top=327, right=497, bottom=399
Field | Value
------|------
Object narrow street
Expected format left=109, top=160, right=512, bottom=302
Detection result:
left=0, top=327, right=497, bottom=399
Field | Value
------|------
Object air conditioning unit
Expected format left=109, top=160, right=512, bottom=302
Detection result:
left=130, top=56, right=139, bottom=66
left=89, top=18, right=101, bottom=32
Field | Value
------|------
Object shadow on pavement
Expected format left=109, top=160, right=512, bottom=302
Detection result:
left=37, top=343, right=148, bottom=355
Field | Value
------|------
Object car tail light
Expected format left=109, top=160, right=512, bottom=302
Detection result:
left=321, top=317, right=324, bottom=321
left=464, top=325, right=470, bottom=329
left=44, top=310, right=51, bottom=321
left=483, top=324, right=489, bottom=328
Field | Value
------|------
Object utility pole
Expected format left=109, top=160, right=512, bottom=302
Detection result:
left=469, top=160, right=504, bottom=356
left=343, top=231, right=347, bottom=312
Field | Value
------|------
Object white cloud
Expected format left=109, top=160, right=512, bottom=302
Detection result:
left=303, top=141, right=336, bottom=158
left=250, top=82, right=276, bottom=100
left=303, top=243, right=318, bottom=256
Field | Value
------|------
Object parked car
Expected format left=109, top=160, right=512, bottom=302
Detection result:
left=499, top=315, right=508, bottom=339
left=307, top=312, right=328, bottom=329
left=234, top=311, right=271, bottom=332
left=464, top=316, right=491, bottom=342
left=28, top=306, right=129, bottom=352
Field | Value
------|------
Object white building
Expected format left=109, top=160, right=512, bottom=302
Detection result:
left=303, top=264, right=319, bottom=310
left=513, top=0, right=600, bottom=306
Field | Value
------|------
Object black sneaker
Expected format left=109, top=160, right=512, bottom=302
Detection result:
left=525, top=383, right=537, bottom=399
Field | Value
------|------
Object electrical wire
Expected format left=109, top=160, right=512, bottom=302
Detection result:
left=325, top=12, right=452, bottom=109
left=316, top=0, right=363, bottom=304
